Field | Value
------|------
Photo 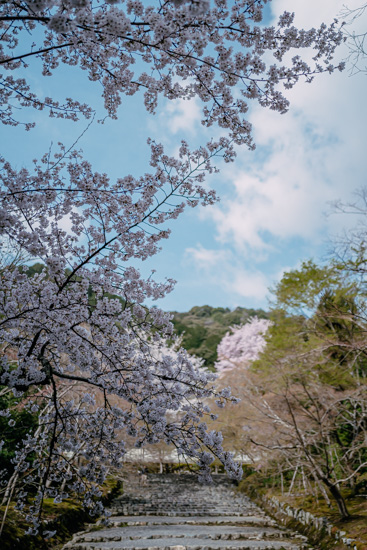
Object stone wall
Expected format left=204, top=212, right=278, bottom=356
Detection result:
left=262, top=496, right=362, bottom=550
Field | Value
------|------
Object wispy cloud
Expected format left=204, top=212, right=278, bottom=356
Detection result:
left=160, top=97, right=201, bottom=134
left=185, top=245, right=270, bottom=302
left=185, top=245, right=229, bottom=266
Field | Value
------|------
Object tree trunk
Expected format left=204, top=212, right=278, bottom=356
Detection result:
left=0, top=472, right=18, bottom=537
left=1, top=471, right=18, bottom=506
left=316, top=479, right=331, bottom=506
left=288, top=467, right=298, bottom=496
left=323, top=480, right=350, bottom=519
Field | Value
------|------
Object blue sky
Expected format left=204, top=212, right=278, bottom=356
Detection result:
left=3, top=0, right=367, bottom=312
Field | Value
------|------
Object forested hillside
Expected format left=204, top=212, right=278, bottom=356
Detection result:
left=171, top=306, right=270, bottom=368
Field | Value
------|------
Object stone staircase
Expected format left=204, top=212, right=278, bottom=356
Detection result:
left=63, top=473, right=311, bottom=550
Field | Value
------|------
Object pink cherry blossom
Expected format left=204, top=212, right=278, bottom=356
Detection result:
left=216, top=317, right=271, bottom=375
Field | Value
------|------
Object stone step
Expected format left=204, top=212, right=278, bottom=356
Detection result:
left=111, top=508, right=268, bottom=517
left=65, top=538, right=304, bottom=549
left=113, top=503, right=258, bottom=515
left=71, top=524, right=301, bottom=542
left=114, top=503, right=252, bottom=508
left=119, top=504, right=255, bottom=508
left=62, top=474, right=310, bottom=550
left=108, top=516, right=277, bottom=527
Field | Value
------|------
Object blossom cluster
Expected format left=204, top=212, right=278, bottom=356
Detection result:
left=0, top=0, right=344, bottom=149
left=215, top=317, right=271, bottom=374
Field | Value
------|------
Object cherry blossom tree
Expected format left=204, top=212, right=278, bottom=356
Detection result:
left=0, top=0, right=344, bottom=144
left=0, top=0, right=346, bottom=537
left=216, top=317, right=271, bottom=375
left=0, top=140, right=240, bottom=536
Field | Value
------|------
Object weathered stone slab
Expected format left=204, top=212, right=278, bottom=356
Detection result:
left=66, top=539, right=303, bottom=550
left=63, top=474, right=309, bottom=550
left=108, top=516, right=277, bottom=527
left=72, top=524, right=290, bottom=542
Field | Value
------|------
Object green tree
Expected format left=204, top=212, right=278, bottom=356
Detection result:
left=253, top=261, right=367, bottom=518
left=212, top=259, right=367, bottom=519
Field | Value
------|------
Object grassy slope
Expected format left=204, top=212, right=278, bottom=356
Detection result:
left=238, top=470, right=367, bottom=549
left=276, top=491, right=367, bottom=549
left=267, top=491, right=367, bottom=550
left=0, top=477, right=123, bottom=550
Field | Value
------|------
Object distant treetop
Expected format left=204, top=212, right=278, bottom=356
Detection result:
left=172, top=305, right=270, bottom=368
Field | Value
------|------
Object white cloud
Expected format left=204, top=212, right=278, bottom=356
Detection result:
left=270, top=0, right=361, bottom=28
left=185, top=245, right=270, bottom=301
left=202, top=0, right=367, bottom=260
left=162, top=97, right=201, bottom=134
left=185, top=245, right=229, bottom=266
left=229, top=268, right=270, bottom=301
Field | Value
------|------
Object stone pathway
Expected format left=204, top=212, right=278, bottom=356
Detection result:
left=63, top=473, right=310, bottom=550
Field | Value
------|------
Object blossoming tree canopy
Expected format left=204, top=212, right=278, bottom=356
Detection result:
left=0, top=0, right=346, bottom=537
left=0, top=0, right=344, bottom=148
left=216, top=317, right=271, bottom=374
left=0, top=140, right=241, bottom=535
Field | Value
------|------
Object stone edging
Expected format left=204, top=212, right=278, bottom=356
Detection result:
left=261, top=495, right=362, bottom=550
